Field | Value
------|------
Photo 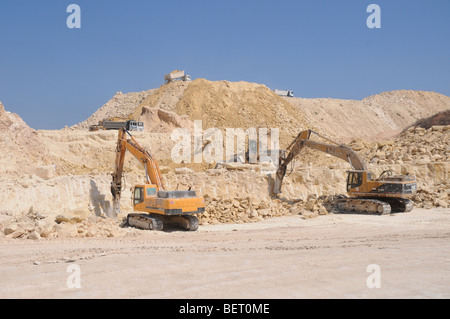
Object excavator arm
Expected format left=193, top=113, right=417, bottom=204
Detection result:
left=111, top=128, right=165, bottom=203
left=273, top=130, right=367, bottom=194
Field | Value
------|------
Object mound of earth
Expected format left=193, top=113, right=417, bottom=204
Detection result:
left=132, top=81, right=191, bottom=116
left=73, top=80, right=449, bottom=146
left=284, top=90, right=450, bottom=141
left=0, top=102, right=50, bottom=178
left=135, top=79, right=313, bottom=146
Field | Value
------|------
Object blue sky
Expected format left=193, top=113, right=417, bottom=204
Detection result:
left=0, top=0, right=449, bottom=129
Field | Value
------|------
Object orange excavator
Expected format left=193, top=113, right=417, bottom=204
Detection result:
left=274, top=130, right=417, bottom=214
left=111, top=128, right=205, bottom=231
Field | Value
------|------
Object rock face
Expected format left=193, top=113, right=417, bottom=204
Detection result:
left=139, top=107, right=194, bottom=133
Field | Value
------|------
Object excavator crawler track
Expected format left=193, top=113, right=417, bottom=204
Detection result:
left=383, top=198, right=414, bottom=213
left=164, top=215, right=199, bottom=231
left=127, top=213, right=199, bottom=231
left=127, top=213, right=164, bottom=231
left=335, top=198, right=392, bottom=215
left=184, top=215, right=199, bottom=231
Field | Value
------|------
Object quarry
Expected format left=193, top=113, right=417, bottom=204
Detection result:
left=0, top=75, right=449, bottom=298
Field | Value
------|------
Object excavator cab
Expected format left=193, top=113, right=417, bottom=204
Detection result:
left=346, top=169, right=416, bottom=196
left=133, top=185, right=156, bottom=207
left=346, top=170, right=374, bottom=192
left=133, top=186, right=144, bottom=206
left=346, top=171, right=364, bottom=192
left=132, top=184, right=157, bottom=209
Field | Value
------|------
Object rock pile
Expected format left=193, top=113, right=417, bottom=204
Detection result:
left=1, top=206, right=128, bottom=240
left=198, top=196, right=285, bottom=225
left=197, top=194, right=337, bottom=225
left=350, top=125, right=449, bottom=209
left=413, top=189, right=448, bottom=209
left=358, top=125, right=450, bottom=165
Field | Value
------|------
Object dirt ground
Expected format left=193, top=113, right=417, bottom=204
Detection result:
left=1, top=208, right=449, bottom=299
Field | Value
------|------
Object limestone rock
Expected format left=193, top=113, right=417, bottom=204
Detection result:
left=55, top=223, right=79, bottom=238
left=11, top=229, right=26, bottom=238
left=218, top=162, right=254, bottom=171
left=27, top=230, right=41, bottom=240
left=174, top=167, right=195, bottom=174
left=4, top=224, right=18, bottom=235
left=35, top=165, right=56, bottom=180
left=56, top=209, right=91, bottom=224
left=318, top=206, right=328, bottom=215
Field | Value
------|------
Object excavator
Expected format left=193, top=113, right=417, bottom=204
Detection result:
left=274, top=130, right=417, bottom=215
left=111, top=128, right=205, bottom=231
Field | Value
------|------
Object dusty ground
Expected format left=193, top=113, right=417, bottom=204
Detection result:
left=1, top=208, right=449, bottom=299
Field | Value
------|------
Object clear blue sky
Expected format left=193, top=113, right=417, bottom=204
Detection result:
left=0, top=0, right=449, bottom=129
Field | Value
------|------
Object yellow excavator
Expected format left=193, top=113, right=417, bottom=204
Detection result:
left=111, top=128, right=205, bottom=231
left=274, top=130, right=417, bottom=214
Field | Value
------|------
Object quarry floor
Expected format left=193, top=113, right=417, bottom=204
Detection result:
left=1, top=208, right=449, bottom=299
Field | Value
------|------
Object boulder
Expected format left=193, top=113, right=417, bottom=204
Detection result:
left=55, top=223, right=79, bottom=238
left=11, top=229, right=26, bottom=238
left=159, top=166, right=171, bottom=174
left=304, top=200, right=316, bottom=211
left=174, top=167, right=195, bottom=174
left=3, top=222, right=19, bottom=235
left=55, top=209, right=91, bottom=224
left=27, top=231, right=41, bottom=240
left=35, top=165, right=56, bottom=180
left=318, top=206, right=328, bottom=215
left=257, top=208, right=271, bottom=217
left=218, top=162, right=254, bottom=171
left=35, top=219, right=56, bottom=238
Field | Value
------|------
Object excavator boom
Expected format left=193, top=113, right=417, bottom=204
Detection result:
left=111, top=129, right=165, bottom=202
left=274, top=130, right=367, bottom=194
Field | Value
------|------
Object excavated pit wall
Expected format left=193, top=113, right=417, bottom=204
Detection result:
left=1, top=157, right=447, bottom=239
left=1, top=161, right=447, bottom=221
